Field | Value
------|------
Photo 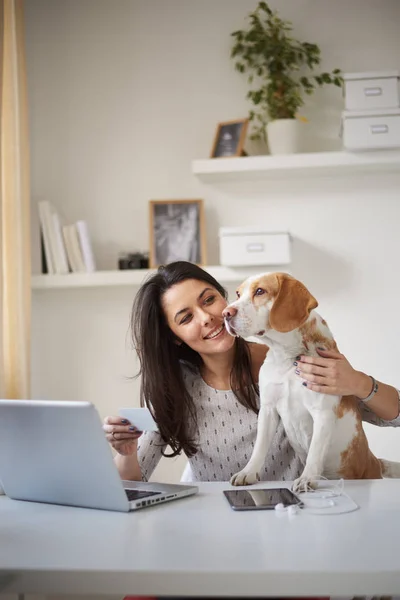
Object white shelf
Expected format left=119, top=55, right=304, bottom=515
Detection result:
left=31, top=265, right=284, bottom=290
left=192, top=150, right=400, bottom=182
left=32, top=270, right=153, bottom=289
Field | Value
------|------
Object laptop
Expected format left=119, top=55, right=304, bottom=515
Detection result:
left=0, top=400, right=198, bottom=512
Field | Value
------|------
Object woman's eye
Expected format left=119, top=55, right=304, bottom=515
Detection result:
left=204, top=295, right=215, bottom=304
left=180, top=314, right=192, bottom=325
left=255, top=288, right=265, bottom=296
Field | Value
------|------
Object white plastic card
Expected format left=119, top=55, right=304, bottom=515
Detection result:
left=118, top=407, right=158, bottom=432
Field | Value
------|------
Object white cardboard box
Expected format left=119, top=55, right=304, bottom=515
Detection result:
left=343, top=71, right=399, bottom=111
left=342, top=108, right=400, bottom=151
left=219, top=228, right=291, bottom=267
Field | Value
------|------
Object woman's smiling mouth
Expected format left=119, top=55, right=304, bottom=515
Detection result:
left=204, top=324, right=225, bottom=340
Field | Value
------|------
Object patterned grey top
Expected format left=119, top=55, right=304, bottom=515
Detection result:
left=137, top=368, right=400, bottom=482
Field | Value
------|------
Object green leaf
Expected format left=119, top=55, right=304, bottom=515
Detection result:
left=259, top=1, right=273, bottom=16
left=230, top=0, right=342, bottom=126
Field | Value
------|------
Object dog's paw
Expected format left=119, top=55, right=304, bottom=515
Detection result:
left=230, top=469, right=260, bottom=486
left=292, top=475, right=318, bottom=493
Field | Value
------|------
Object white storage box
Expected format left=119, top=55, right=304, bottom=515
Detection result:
left=343, top=71, right=399, bottom=111
left=342, top=108, right=400, bottom=151
left=219, top=228, right=291, bottom=267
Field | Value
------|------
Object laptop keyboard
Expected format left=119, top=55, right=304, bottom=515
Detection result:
left=125, top=489, right=161, bottom=501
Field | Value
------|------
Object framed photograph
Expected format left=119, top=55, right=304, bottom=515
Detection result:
left=149, top=199, right=206, bottom=268
left=210, top=118, right=248, bottom=158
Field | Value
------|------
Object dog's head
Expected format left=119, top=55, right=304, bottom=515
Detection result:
left=222, top=272, right=318, bottom=339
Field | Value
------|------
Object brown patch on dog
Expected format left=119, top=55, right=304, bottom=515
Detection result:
left=236, top=280, right=248, bottom=299
left=299, top=318, right=337, bottom=351
left=263, top=273, right=318, bottom=333
left=248, top=273, right=280, bottom=303
left=321, top=318, right=328, bottom=326
left=335, top=394, right=359, bottom=419
left=336, top=397, right=383, bottom=479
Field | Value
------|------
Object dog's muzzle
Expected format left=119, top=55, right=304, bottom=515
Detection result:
left=224, top=317, right=238, bottom=338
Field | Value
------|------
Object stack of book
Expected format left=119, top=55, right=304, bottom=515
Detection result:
left=38, top=200, right=96, bottom=275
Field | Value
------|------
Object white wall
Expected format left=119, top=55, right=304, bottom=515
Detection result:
left=26, top=0, right=400, bottom=480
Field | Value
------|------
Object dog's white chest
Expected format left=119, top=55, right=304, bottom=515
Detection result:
left=259, top=359, right=314, bottom=460
left=258, top=355, right=356, bottom=475
left=278, top=380, right=315, bottom=461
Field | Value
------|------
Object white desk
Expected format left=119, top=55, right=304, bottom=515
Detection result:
left=0, top=479, right=399, bottom=597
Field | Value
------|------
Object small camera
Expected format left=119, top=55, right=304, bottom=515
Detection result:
left=118, top=252, right=149, bottom=270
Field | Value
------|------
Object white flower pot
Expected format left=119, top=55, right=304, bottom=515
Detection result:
left=266, top=118, right=302, bottom=155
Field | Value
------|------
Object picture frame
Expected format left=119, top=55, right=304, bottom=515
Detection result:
left=149, top=199, right=207, bottom=268
left=210, top=118, right=249, bottom=158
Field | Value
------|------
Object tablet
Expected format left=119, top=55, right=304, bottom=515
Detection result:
left=223, top=487, right=302, bottom=511
left=118, top=407, right=158, bottom=432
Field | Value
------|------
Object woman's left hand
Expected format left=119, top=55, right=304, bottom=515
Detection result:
left=294, top=348, right=364, bottom=397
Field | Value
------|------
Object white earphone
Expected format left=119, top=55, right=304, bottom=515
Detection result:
left=274, top=502, right=301, bottom=516
left=274, top=478, right=347, bottom=517
left=273, top=478, right=358, bottom=517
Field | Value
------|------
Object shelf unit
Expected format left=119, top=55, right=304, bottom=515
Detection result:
left=192, top=150, right=400, bottom=182
left=31, top=265, right=285, bottom=290
left=33, top=150, right=400, bottom=290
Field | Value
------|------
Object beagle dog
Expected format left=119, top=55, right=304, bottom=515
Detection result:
left=223, top=272, right=400, bottom=492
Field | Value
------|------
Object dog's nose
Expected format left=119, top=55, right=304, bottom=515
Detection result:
left=222, top=306, right=237, bottom=320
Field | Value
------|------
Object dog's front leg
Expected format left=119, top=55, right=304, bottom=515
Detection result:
left=292, top=409, right=337, bottom=493
left=230, top=405, right=279, bottom=486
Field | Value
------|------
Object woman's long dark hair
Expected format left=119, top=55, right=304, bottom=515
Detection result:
left=131, top=261, right=259, bottom=458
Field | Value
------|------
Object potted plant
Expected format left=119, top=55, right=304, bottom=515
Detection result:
left=231, top=1, right=343, bottom=155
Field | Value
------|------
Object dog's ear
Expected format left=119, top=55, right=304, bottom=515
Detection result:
left=269, top=273, right=318, bottom=333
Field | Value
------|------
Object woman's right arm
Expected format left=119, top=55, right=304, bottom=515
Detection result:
left=114, top=452, right=142, bottom=481
left=103, top=415, right=166, bottom=481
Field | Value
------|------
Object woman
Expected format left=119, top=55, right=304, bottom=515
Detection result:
left=103, top=261, right=400, bottom=483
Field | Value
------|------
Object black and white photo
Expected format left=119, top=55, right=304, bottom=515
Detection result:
left=210, top=119, right=248, bottom=158
left=149, top=200, right=206, bottom=268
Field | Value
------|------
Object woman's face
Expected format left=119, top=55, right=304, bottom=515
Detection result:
left=162, top=279, right=235, bottom=356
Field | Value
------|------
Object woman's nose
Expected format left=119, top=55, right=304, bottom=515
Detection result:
left=222, top=305, right=237, bottom=320
left=200, top=309, right=213, bottom=325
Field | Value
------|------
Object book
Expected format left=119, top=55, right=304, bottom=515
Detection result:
left=38, top=201, right=55, bottom=274
left=52, top=211, right=69, bottom=274
left=76, top=220, right=96, bottom=272
left=40, top=231, right=48, bottom=274
left=62, top=224, right=86, bottom=272
left=38, top=200, right=96, bottom=274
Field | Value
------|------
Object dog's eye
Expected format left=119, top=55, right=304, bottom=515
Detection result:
left=236, top=291, right=240, bottom=298
left=255, top=288, right=266, bottom=296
